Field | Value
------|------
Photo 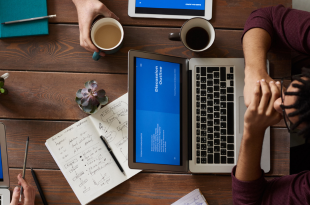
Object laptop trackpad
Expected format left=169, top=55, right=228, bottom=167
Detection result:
left=239, top=96, right=247, bottom=134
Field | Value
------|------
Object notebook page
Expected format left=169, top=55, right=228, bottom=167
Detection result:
left=172, top=189, right=208, bottom=205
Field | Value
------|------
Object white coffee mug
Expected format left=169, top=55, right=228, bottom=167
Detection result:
left=169, top=17, right=215, bottom=52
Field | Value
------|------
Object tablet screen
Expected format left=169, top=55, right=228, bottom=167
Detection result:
left=135, top=0, right=205, bottom=16
left=135, top=57, right=181, bottom=166
left=0, top=147, right=3, bottom=181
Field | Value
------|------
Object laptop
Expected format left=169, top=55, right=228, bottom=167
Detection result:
left=0, top=123, right=10, bottom=204
left=128, top=50, right=270, bottom=173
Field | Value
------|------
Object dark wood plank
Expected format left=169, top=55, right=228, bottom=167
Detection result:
left=0, top=25, right=291, bottom=78
left=47, top=0, right=291, bottom=29
left=1, top=119, right=289, bottom=175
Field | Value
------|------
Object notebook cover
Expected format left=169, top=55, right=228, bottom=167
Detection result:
left=0, top=0, right=48, bottom=38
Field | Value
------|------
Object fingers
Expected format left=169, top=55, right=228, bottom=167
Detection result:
left=79, top=21, right=99, bottom=53
left=258, top=79, right=271, bottom=111
left=17, top=174, right=35, bottom=203
left=249, top=80, right=261, bottom=108
left=267, top=81, right=281, bottom=115
left=10, top=186, right=20, bottom=205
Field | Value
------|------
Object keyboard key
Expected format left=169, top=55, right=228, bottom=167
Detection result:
left=227, top=87, right=234, bottom=93
left=207, top=121, right=213, bottom=126
left=227, top=136, right=234, bottom=143
left=196, top=130, right=200, bottom=135
left=228, top=158, right=234, bottom=164
left=196, top=116, right=200, bottom=122
left=196, top=88, right=200, bottom=94
left=227, top=94, right=234, bottom=101
left=228, top=151, right=234, bottom=157
left=221, top=156, right=226, bottom=164
left=201, top=67, right=206, bottom=76
left=196, top=81, right=200, bottom=87
left=214, top=79, right=219, bottom=85
left=221, top=123, right=226, bottom=128
left=221, top=143, right=226, bottom=148
left=201, top=151, right=207, bottom=157
left=214, top=86, right=219, bottom=91
left=197, top=157, right=200, bottom=163
left=201, top=104, right=206, bottom=110
left=207, top=67, right=219, bottom=73
left=201, top=144, right=207, bottom=150
left=220, top=96, right=226, bottom=101
left=214, top=92, right=220, bottom=98
left=201, top=137, right=206, bottom=143
left=201, top=158, right=207, bottom=164
left=214, top=112, right=220, bottom=118
left=221, top=129, right=226, bottom=135
left=201, top=91, right=206, bottom=96
left=230, top=81, right=234, bottom=86
left=208, top=148, right=213, bottom=153
left=221, top=102, right=226, bottom=108
left=221, top=149, right=226, bottom=155
left=197, top=150, right=200, bottom=156
left=227, top=102, right=234, bottom=135
left=196, top=74, right=200, bottom=80
left=201, top=124, right=206, bottom=130
left=197, top=143, right=200, bottom=149
left=227, top=74, right=231, bottom=80
left=207, top=114, right=213, bottom=120
left=214, top=139, right=220, bottom=145
left=207, top=141, right=213, bottom=146
left=214, top=106, right=219, bottom=112
left=201, top=131, right=207, bottom=136
left=214, top=126, right=220, bottom=132
left=214, top=119, right=219, bottom=125
left=207, top=127, right=213, bottom=133
left=207, top=87, right=213, bottom=93
left=201, top=111, right=206, bottom=116
left=201, top=117, right=206, bottom=123
left=196, top=67, right=200, bottom=73
left=214, top=133, right=220, bottom=138
left=220, top=82, right=226, bottom=88
left=207, top=134, right=213, bottom=140
left=221, top=109, right=226, bottom=115
left=207, top=101, right=213, bottom=106
left=207, top=107, right=213, bottom=113
left=214, top=146, right=220, bottom=152
left=207, top=74, right=213, bottom=79
left=196, top=102, right=200, bottom=108
left=208, top=154, right=213, bottom=163
left=214, top=72, right=219, bottom=78
left=220, top=67, right=226, bottom=81
left=220, top=89, right=226, bottom=95
left=221, top=136, right=226, bottom=141
left=207, top=94, right=213, bottom=100
left=230, top=67, right=233, bottom=73
left=196, top=95, right=200, bottom=101
left=228, top=74, right=234, bottom=80
left=196, top=123, right=200, bottom=128
left=201, top=77, right=206, bottom=83
left=196, top=137, right=200, bottom=142
left=207, top=81, right=213, bottom=86
left=201, top=84, right=206, bottom=89
left=201, top=97, right=206, bottom=103
left=227, top=144, right=234, bottom=150
left=221, top=116, right=226, bottom=121
left=214, top=99, right=219, bottom=105
left=214, top=153, right=220, bottom=164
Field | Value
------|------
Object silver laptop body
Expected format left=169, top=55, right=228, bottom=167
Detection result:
left=188, top=58, right=270, bottom=173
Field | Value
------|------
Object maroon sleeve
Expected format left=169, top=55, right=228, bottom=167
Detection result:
left=242, top=5, right=310, bottom=55
left=231, top=166, right=310, bottom=205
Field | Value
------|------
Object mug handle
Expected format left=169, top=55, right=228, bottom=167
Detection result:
left=169, top=32, right=181, bottom=41
left=92, top=51, right=101, bottom=61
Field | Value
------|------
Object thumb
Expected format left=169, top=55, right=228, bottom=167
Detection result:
left=98, top=4, right=119, bottom=20
left=10, top=186, right=20, bottom=205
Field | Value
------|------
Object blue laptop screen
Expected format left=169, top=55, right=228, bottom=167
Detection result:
left=135, top=57, right=181, bottom=166
left=0, top=147, right=3, bottom=181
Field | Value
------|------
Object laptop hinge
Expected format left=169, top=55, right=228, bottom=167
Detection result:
left=188, top=70, right=192, bottom=161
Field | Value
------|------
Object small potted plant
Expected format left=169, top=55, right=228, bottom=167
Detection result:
left=75, top=80, right=108, bottom=114
left=0, top=73, right=9, bottom=95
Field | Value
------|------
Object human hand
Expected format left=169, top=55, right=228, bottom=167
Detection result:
left=244, top=68, right=274, bottom=107
left=73, top=0, right=119, bottom=56
left=244, top=79, right=282, bottom=136
left=10, top=174, right=35, bottom=205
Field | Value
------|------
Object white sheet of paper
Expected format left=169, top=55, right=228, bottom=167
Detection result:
left=171, top=189, right=208, bottom=205
left=46, top=93, right=141, bottom=205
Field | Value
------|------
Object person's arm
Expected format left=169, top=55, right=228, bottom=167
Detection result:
left=72, top=0, right=119, bottom=56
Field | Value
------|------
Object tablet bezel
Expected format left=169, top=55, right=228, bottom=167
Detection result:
left=0, top=123, right=10, bottom=188
left=128, top=0, right=212, bottom=20
left=128, top=50, right=189, bottom=172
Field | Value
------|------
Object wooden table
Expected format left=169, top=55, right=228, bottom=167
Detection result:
left=0, top=0, right=291, bottom=204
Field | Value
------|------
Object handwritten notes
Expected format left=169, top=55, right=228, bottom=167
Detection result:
left=171, top=189, right=208, bottom=205
left=46, top=94, right=141, bottom=205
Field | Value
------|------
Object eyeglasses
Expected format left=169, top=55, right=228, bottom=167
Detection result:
left=280, top=78, right=293, bottom=133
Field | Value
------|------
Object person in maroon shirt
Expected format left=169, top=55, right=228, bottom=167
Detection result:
left=232, top=5, right=310, bottom=205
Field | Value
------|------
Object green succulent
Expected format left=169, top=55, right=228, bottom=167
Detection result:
left=75, top=80, right=108, bottom=114
left=0, top=73, right=9, bottom=95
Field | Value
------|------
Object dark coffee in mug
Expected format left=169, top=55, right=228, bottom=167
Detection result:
left=185, top=27, right=210, bottom=50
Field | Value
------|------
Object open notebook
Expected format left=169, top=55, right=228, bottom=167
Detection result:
left=172, top=189, right=208, bottom=205
left=46, top=93, right=141, bottom=205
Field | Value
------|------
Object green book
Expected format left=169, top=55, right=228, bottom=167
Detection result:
left=0, top=0, right=48, bottom=38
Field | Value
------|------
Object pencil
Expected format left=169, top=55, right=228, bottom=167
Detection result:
left=31, top=168, right=48, bottom=205
left=1, top=15, right=56, bottom=25
left=19, top=136, right=29, bottom=202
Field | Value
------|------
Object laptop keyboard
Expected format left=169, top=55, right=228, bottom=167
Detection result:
left=195, top=66, right=235, bottom=164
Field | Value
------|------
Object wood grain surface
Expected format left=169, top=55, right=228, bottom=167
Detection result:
left=9, top=168, right=278, bottom=205
left=0, top=25, right=291, bottom=78
left=47, top=0, right=291, bottom=29
left=1, top=119, right=289, bottom=176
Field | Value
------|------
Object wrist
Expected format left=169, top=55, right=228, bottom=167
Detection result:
left=243, top=124, right=266, bottom=142
left=245, top=65, right=268, bottom=76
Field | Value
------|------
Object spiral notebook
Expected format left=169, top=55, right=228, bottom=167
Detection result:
left=172, top=189, right=208, bottom=205
left=45, top=94, right=141, bottom=205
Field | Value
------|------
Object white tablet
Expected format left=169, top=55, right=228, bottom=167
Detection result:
left=128, top=0, right=212, bottom=20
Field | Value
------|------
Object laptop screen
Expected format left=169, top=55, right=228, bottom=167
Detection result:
left=0, top=147, right=3, bottom=181
left=135, top=57, right=181, bottom=166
